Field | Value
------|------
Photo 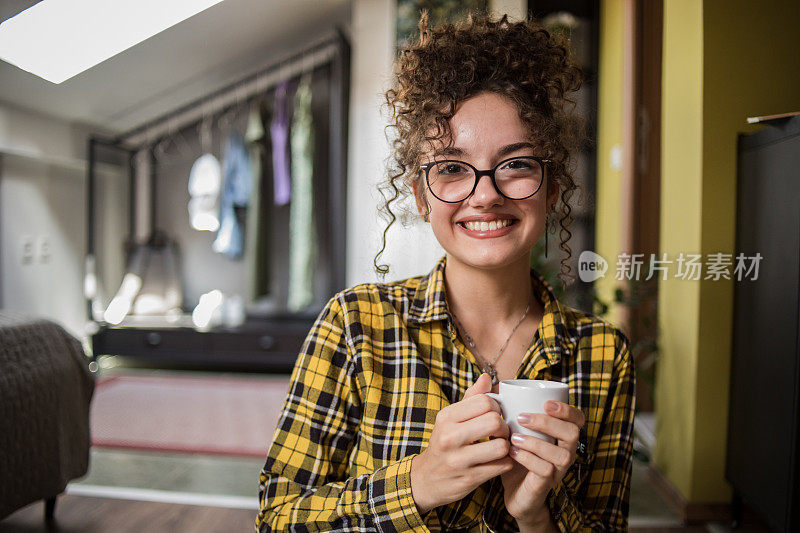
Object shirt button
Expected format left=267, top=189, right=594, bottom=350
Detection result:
left=577, top=440, right=587, bottom=456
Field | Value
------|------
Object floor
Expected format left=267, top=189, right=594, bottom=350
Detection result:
left=70, top=448, right=262, bottom=499
left=0, top=364, right=772, bottom=532
left=0, top=494, right=256, bottom=533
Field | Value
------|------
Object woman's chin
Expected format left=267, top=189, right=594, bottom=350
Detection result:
left=445, top=248, right=532, bottom=272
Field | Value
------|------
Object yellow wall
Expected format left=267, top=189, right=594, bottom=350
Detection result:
left=595, top=0, right=624, bottom=325
left=599, top=0, right=800, bottom=503
left=655, top=0, right=705, bottom=500
left=692, top=0, right=800, bottom=500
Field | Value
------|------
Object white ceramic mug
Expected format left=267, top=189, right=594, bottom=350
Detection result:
left=486, top=379, right=569, bottom=444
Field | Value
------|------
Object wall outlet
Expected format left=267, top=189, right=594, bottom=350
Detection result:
left=37, top=236, right=51, bottom=263
left=20, top=235, right=34, bottom=265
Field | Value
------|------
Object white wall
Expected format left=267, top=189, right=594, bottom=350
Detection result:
left=346, top=0, right=443, bottom=287
left=0, top=104, right=124, bottom=341
left=345, top=0, right=526, bottom=287
left=489, top=0, right=526, bottom=20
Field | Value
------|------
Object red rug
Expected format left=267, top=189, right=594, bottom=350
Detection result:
left=91, top=373, right=291, bottom=458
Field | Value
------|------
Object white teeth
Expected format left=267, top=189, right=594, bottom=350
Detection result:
left=463, top=219, right=512, bottom=231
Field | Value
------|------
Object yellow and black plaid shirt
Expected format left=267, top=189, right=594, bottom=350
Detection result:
left=257, top=255, right=635, bottom=532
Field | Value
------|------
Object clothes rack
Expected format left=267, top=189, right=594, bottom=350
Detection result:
left=85, top=30, right=350, bottom=371
left=116, top=32, right=345, bottom=147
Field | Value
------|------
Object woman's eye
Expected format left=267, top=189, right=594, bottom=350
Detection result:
left=504, top=159, right=532, bottom=170
left=438, top=163, right=468, bottom=174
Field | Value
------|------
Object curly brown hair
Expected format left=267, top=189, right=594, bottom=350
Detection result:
left=374, top=11, right=585, bottom=287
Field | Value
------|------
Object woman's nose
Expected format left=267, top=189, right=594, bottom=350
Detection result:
left=468, top=173, right=504, bottom=207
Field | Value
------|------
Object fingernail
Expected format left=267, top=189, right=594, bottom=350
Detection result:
left=517, top=414, right=531, bottom=424
left=509, top=446, right=519, bottom=456
left=546, top=401, right=559, bottom=412
left=511, top=433, right=525, bottom=444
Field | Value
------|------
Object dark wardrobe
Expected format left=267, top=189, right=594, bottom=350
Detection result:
left=87, top=34, right=349, bottom=371
left=726, top=114, right=800, bottom=532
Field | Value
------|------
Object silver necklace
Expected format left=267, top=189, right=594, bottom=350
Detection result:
left=449, top=302, right=531, bottom=386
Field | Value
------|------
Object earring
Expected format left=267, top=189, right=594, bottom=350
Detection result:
left=544, top=216, right=549, bottom=259
left=422, top=213, right=429, bottom=223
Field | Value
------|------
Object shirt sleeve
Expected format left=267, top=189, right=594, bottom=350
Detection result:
left=255, top=294, right=430, bottom=532
left=547, top=331, right=636, bottom=532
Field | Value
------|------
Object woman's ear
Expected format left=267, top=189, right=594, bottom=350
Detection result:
left=412, top=180, right=428, bottom=219
left=546, top=178, right=559, bottom=213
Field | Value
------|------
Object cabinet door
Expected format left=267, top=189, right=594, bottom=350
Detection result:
left=728, top=125, right=800, bottom=532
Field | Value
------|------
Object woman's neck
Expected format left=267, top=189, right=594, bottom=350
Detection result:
left=443, top=254, right=536, bottom=331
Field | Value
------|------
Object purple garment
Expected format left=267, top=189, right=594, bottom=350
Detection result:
left=270, top=81, right=291, bottom=206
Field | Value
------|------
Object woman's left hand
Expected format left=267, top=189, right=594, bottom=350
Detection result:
left=499, top=400, right=586, bottom=528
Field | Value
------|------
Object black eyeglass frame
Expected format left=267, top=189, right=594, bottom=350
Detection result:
left=419, top=155, right=551, bottom=203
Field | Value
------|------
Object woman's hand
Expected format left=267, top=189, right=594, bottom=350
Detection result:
left=499, top=400, right=586, bottom=528
left=411, top=373, right=515, bottom=514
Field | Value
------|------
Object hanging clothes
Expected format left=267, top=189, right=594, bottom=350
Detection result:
left=287, top=73, right=316, bottom=312
left=187, top=153, right=222, bottom=232
left=270, top=81, right=292, bottom=206
left=213, top=133, right=252, bottom=260
left=244, top=98, right=270, bottom=298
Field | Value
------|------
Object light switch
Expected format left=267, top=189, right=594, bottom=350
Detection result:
left=20, top=235, right=34, bottom=265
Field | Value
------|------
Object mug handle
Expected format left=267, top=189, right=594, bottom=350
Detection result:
left=485, top=393, right=507, bottom=422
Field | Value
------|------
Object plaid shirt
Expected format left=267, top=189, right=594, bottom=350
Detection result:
left=257, top=255, right=635, bottom=532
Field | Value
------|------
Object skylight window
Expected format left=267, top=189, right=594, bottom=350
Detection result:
left=0, top=0, right=224, bottom=84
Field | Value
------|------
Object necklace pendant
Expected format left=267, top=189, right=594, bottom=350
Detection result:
left=485, top=363, right=498, bottom=386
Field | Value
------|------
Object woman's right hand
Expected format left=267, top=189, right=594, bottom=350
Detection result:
left=410, top=373, right=515, bottom=514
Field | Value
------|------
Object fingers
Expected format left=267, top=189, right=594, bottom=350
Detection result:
left=465, top=456, right=516, bottom=483
left=518, top=412, right=580, bottom=445
left=510, top=433, right=574, bottom=471
left=509, top=445, right=558, bottom=480
left=462, top=373, right=493, bottom=399
left=414, top=373, right=513, bottom=511
left=458, top=435, right=511, bottom=466
left=545, top=401, right=586, bottom=428
left=459, top=409, right=510, bottom=443
left=442, top=390, right=502, bottom=424
left=436, top=400, right=506, bottom=450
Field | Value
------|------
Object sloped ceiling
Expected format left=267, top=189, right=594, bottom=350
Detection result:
left=0, top=0, right=351, bottom=133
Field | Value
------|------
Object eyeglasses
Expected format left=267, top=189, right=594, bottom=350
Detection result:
left=420, top=156, right=550, bottom=203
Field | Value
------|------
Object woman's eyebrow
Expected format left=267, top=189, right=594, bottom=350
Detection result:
left=435, top=141, right=536, bottom=158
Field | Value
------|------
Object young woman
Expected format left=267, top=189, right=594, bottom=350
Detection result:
left=257, top=13, right=635, bottom=532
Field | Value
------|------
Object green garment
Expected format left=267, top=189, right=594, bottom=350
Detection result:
left=244, top=98, right=270, bottom=299
left=287, top=73, right=316, bottom=312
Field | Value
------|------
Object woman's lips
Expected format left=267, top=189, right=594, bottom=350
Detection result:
left=456, top=219, right=518, bottom=238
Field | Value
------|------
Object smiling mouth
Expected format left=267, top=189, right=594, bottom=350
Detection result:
left=458, top=219, right=517, bottom=231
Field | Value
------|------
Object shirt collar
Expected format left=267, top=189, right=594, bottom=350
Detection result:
left=407, top=255, right=577, bottom=365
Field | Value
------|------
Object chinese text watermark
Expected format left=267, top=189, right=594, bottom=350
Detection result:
left=578, top=251, right=763, bottom=283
